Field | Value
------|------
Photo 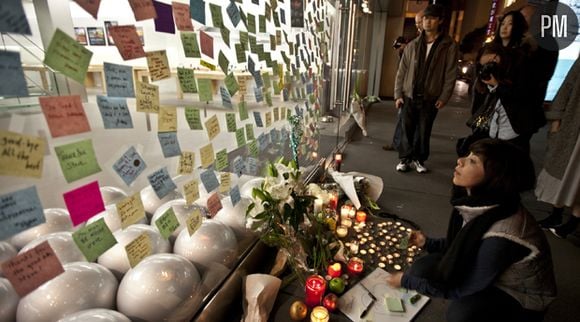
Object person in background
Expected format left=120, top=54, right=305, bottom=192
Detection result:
left=386, top=139, right=557, bottom=322
left=535, top=56, right=580, bottom=238
left=393, top=4, right=458, bottom=173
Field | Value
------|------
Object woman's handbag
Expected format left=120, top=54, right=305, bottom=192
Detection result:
left=466, top=93, right=499, bottom=132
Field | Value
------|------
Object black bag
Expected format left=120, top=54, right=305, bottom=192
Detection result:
left=466, top=93, right=499, bottom=132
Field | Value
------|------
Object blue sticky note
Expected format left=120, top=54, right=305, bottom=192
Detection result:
left=104, top=62, right=135, bottom=97
left=257, top=133, right=269, bottom=152
left=112, top=146, right=147, bottom=186
left=230, top=185, right=241, bottom=206
left=246, top=157, right=258, bottom=175
left=226, top=2, right=241, bottom=27
left=154, top=0, right=176, bottom=34
left=232, top=156, right=245, bottom=177
left=280, top=8, right=286, bottom=25
left=147, top=167, right=177, bottom=199
left=306, top=83, right=314, bottom=94
left=248, top=56, right=255, bottom=75
left=220, top=86, right=233, bottom=109
left=253, top=72, right=263, bottom=88
left=158, top=132, right=182, bottom=158
left=0, top=0, right=31, bottom=35
left=0, top=51, right=28, bottom=97
left=254, top=87, right=263, bottom=102
left=97, top=96, right=133, bottom=129
left=200, top=169, right=220, bottom=193
left=253, top=111, right=263, bottom=127
left=0, top=186, right=45, bottom=240
left=190, top=0, right=206, bottom=24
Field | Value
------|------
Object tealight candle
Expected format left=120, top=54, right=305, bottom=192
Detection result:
left=348, top=208, right=356, bottom=218
left=304, top=275, right=326, bottom=307
left=342, top=218, right=352, bottom=228
left=350, top=242, right=359, bottom=254
left=310, top=306, right=329, bottom=322
left=336, top=225, right=348, bottom=238
left=314, top=199, right=323, bottom=214
left=347, top=257, right=364, bottom=276
left=355, top=210, right=367, bottom=223
left=327, top=262, right=342, bottom=278
left=340, top=205, right=351, bottom=217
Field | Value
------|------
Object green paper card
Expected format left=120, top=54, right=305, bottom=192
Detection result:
left=225, top=72, right=239, bottom=96
left=177, top=67, right=197, bottom=93
left=72, top=219, right=117, bottom=262
left=185, top=107, right=203, bottom=130
left=235, top=127, right=246, bottom=147
left=270, top=34, right=276, bottom=50
left=220, top=28, right=230, bottom=47
left=239, top=31, right=248, bottom=49
left=263, top=73, right=271, bottom=89
left=209, top=3, right=224, bottom=27
left=247, top=140, right=258, bottom=157
left=386, top=297, right=405, bottom=313
left=265, top=92, right=273, bottom=107
left=218, top=51, right=229, bottom=74
left=259, top=15, right=266, bottom=33
left=238, top=101, right=248, bottom=120
left=226, top=113, right=237, bottom=132
left=245, top=123, right=255, bottom=141
left=273, top=107, right=279, bottom=121
left=215, top=149, right=228, bottom=171
left=247, top=13, right=256, bottom=34
left=235, top=43, right=246, bottom=63
left=249, top=35, right=257, bottom=53
left=155, top=208, right=180, bottom=239
left=180, top=32, right=201, bottom=58
left=44, top=29, right=92, bottom=84
left=197, top=79, right=213, bottom=102
left=265, top=111, right=272, bottom=127
left=55, top=139, right=102, bottom=183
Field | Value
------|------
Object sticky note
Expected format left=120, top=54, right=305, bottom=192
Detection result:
left=230, top=185, right=241, bottom=206
left=190, top=0, right=206, bottom=24
left=209, top=3, right=224, bottom=27
left=247, top=13, right=256, bottom=34
left=125, top=233, right=151, bottom=267
left=128, top=0, right=158, bottom=21
left=185, top=107, right=203, bottom=130
left=215, top=149, right=229, bottom=171
left=97, top=96, right=133, bottom=129
left=273, top=107, right=280, bottom=122
left=1, top=241, right=64, bottom=297
left=235, top=128, right=246, bottom=148
left=181, top=32, right=201, bottom=58
left=206, top=192, right=222, bottom=217
left=197, top=78, right=213, bottom=102
left=183, top=179, right=200, bottom=205
left=153, top=1, right=175, bottom=34
left=55, top=139, right=101, bottom=183
left=157, top=132, right=181, bottom=158
left=177, top=67, right=198, bottom=93
left=235, top=43, right=246, bottom=63
left=0, top=51, right=28, bottom=97
left=0, top=130, right=45, bottom=178
left=172, top=2, right=194, bottom=31
left=238, top=101, right=248, bottom=120
left=245, top=124, right=255, bottom=141
left=225, top=72, right=239, bottom=96
left=63, top=181, right=105, bottom=226
left=247, top=140, right=258, bottom=157
left=253, top=111, right=263, bottom=127
left=104, top=62, right=135, bottom=97
left=0, top=0, right=31, bottom=35
left=44, top=29, right=92, bottom=83
left=232, top=156, right=245, bottom=177
left=246, top=157, right=258, bottom=175
left=219, top=172, right=231, bottom=194
left=108, top=25, right=146, bottom=60
left=220, top=86, right=233, bottom=109
left=0, top=186, right=45, bottom=240
left=259, top=15, right=266, bottom=33
left=205, top=115, right=220, bottom=141
left=116, top=193, right=145, bottom=229
left=218, top=51, right=229, bottom=74
left=200, top=143, right=214, bottom=168
left=199, top=30, right=214, bottom=58
left=186, top=209, right=203, bottom=236
left=146, top=50, right=171, bottom=81
left=136, top=81, right=160, bottom=113
left=200, top=60, right=216, bottom=70
left=147, top=167, right=177, bottom=199
left=265, top=111, right=272, bottom=127
left=254, top=87, right=263, bottom=102
left=266, top=92, right=274, bottom=108
left=39, top=95, right=91, bottom=138
left=200, top=169, right=219, bottom=193
left=178, top=151, right=195, bottom=174
left=221, top=28, right=230, bottom=48
left=72, top=218, right=117, bottom=262
left=158, top=106, right=177, bottom=132
left=226, top=1, right=241, bottom=27
left=112, top=146, right=147, bottom=186
left=73, top=0, right=101, bottom=19
left=247, top=56, right=255, bottom=74
left=155, top=207, right=180, bottom=239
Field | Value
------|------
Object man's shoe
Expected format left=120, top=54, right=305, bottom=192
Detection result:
left=396, top=161, right=409, bottom=172
left=413, top=160, right=428, bottom=173
left=382, top=145, right=395, bottom=151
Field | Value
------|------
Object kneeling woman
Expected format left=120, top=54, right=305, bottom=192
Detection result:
left=387, top=139, right=556, bottom=322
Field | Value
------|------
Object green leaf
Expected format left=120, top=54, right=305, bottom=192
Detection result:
left=245, top=203, right=256, bottom=217
left=252, top=188, right=267, bottom=201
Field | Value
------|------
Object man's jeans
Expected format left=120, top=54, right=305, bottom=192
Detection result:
left=398, top=97, right=438, bottom=163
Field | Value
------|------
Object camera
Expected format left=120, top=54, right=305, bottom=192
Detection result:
left=392, top=36, right=406, bottom=49
left=478, top=61, right=498, bottom=81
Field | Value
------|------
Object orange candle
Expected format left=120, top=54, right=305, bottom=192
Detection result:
left=355, top=210, right=367, bottom=223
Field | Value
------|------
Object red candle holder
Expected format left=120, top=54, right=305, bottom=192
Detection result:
left=323, top=293, right=339, bottom=312
left=327, top=262, right=342, bottom=278
left=347, top=257, right=364, bottom=276
left=304, top=275, right=326, bottom=307
left=355, top=210, right=367, bottom=223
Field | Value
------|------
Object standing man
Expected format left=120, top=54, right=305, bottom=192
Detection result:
left=393, top=4, right=458, bottom=173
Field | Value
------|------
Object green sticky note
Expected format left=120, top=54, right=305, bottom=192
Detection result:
left=262, top=73, right=271, bottom=89
left=220, top=27, right=230, bottom=47
left=218, top=50, right=229, bottom=75
left=235, top=127, right=246, bottom=147
left=180, top=32, right=201, bottom=58
left=273, top=11, right=280, bottom=27
left=273, top=81, right=281, bottom=95
left=386, top=297, right=405, bottom=313
left=177, top=67, right=197, bottom=93
left=238, top=101, right=248, bottom=120
left=225, top=72, right=239, bottom=96
left=247, top=140, right=258, bottom=157
left=245, top=123, right=255, bottom=141
left=235, top=43, right=246, bottom=63
left=239, top=31, right=248, bottom=49
left=265, top=3, right=272, bottom=20
left=197, top=79, right=213, bottom=102
left=249, top=35, right=257, bottom=53
left=215, top=149, right=228, bottom=171
left=257, top=44, right=266, bottom=61
left=274, top=107, right=279, bottom=121
left=226, top=113, right=237, bottom=132
left=72, top=218, right=116, bottom=262
left=44, top=28, right=93, bottom=84
left=155, top=208, right=180, bottom=239
left=265, top=112, right=272, bottom=127
left=265, top=92, right=273, bottom=107
left=259, top=15, right=266, bottom=33
left=185, top=107, right=203, bottom=130
left=209, top=3, right=224, bottom=27
left=239, top=7, right=247, bottom=27
left=55, top=139, right=102, bottom=183
left=270, top=34, right=276, bottom=50
left=247, top=13, right=256, bottom=34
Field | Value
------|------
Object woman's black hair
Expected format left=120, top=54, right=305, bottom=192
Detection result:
left=493, top=10, right=529, bottom=48
left=468, top=138, right=536, bottom=196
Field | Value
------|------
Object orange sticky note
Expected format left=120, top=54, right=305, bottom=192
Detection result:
left=128, top=0, right=158, bottom=21
left=39, top=95, right=91, bottom=138
left=109, top=25, right=146, bottom=60
left=172, top=2, right=194, bottom=31
left=73, top=0, right=101, bottom=19
left=207, top=192, right=222, bottom=217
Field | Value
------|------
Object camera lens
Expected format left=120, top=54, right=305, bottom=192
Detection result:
left=479, top=62, right=497, bottom=81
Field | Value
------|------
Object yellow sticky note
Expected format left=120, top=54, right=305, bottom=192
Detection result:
left=116, top=193, right=146, bottom=229
left=219, top=172, right=231, bottom=194
left=204, top=115, right=220, bottom=141
left=186, top=208, right=203, bottom=236
left=125, top=233, right=152, bottom=268
left=178, top=151, right=195, bottom=174
left=183, top=179, right=200, bottom=205
left=0, top=130, right=45, bottom=178
left=200, top=143, right=215, bottom=169
left=145, top=50, right=171, bottom=81
left=136, top=81, right=159, bottom=113
left=158, top=106, right=177, bottom=132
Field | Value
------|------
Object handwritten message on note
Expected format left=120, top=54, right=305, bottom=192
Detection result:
left=155, top=207, right=180, bottom=239
left=215, top=149, right=229, bottom=171
left=197, top=78, right=213, bottom=102
left=225, top=113, right=237, bottom=133
left=109, top=25, right=146, bottom=60
left=224, top=73, right=239, bottom=96
left=72, top=218, right=117, bottom=262
left=253, top=111, right=264, bottom=128
left=97, top=96, right=133, bottom=129
left=63, top=181, right=105, bottom=226
left=221, top=26, right=231, bottom=48
left=204, top=115, right=221, bottom=141
left=265, top=111, right=272, bottom=128
left=220, top=86, right=233, bottom=109
left=207, top=192, right=222, bottom=217
left=200, top=169, right=219, bottom=193
left=136, top=81, right=160, bottom=113
left=199, top=30, right=214, bottom=58
left=112, top=146, right=147, bottom=186
left=247, top=140, right=259, bottom=157
left=73, top=0, right=101, bottom=19
left=183, top=179, right=200, bottom=205
left=153, top=0, right=175, bottom=34
left=177, top=67, right=197, bottom=93
left=219, top=172, right=231, bottom=194
left=200, top=143, right=214, bottom=169
left=0, top=51, right=28, bottom=97
left=125, top=233, right=151, bottom=267
left=232, top=156, right=245, bottom=177
left=128, top=0, right=157, bottom=21
left=186, top=209, right=203, bottom=236
left=245, top=123, right=255, bottom=141
left=209, top=3, right=224, bottom=27
left=0, top=130, right=45, bottom=178
left=39, top=95, right=91, bottom=138
left=157, top=132, right=181, bottom=158
left=0, top=0, right=31, bottom=35
left=185, top=107, right=203, bottom=130
left=0, top=186, right=44, bottom=240
left=246, top=157, right=258, bottom=175
left=55, top=139, right=101, bottom=183
left=238, top=101, right=248, bottom=120
left=178, top=151, right=195, bottom=174
left=146, top=50, right=170, bottom=81
left=147, top=167, right=177, bottom=199
left=172, top=2, right=194, bottom=31
left=43, top=29, right=92, bottom=83
left=104, top=62, right=135, bottom=97
left=116, top=193, right=145, bottom=229
left=235, top=128, right=246, bottom=148
left=158, top=106, right=177, bottom=132
left=230, top=185, right=241, bottom=206
left=1, top=241, right=64, bottom=297
left=226, top=1, right=241, bottom=26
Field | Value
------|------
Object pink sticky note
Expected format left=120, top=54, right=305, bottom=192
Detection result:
left=128, top=0, right=158, bottom=21
left=63, top=181, right=105, bottom=226
left=200, top=30, right=214, bottom=59
left=172, top=2, right=194, bottom=31
left=73, top=0, right=101, bottom=19
left=109, top=25, right=146, bottom=61
left=1, top=241, right=65, bottom=297
left=39, top=95, right=91, bottom=138
left=207, top=192, right=222, bottom=217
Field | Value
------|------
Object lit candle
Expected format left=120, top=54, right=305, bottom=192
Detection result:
left=347, top=257, right=364, bottom=276
left=314, top=199, right=323, bottom=214
left=336, top=225, right=348, bottom=238
left=355, top=210, right=367, bottom=223
left=323, top=293, right=338, bottom=312
left=304, top=275, right=326, bottom=307
left=350, top=242, right=359, bottom=254
left=328, top=194, right=338, bottom=211
left=327, top=262, right=342, bottom=278
left=348, top=208, right=356, bottom=218
left=340, top=205, right=351, bottom=220
left=310, top=306, right=329, bottom=322
left=342, top=218, right=352, bottom=228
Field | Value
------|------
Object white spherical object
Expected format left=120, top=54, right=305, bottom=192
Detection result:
left=87, top=205, right=147, bottom=233
left=58, top=309, right=130, bottom=322
left=98, top=224, right=171, bottom=280
left=150, top=199, right=204, bottom=242
left=0, top=242, right=17, bottom=277
left=173, top=220, right=238, bottom=273
left=140, top=186, right=183, bottom=219
left=10, top=208, right=74, bottom=249
left=17, top=262, right=118, bottom=322
left=100, top=186, right=128, bottom=206
left=0, top=278, right=19, bottom=322
left=240, top=177, right=265, bottom=199
left=19, top=232, right=87, bottom=264
left=116, top=254, right=201, bottom=322
left=213, top=196, right=251, bottom=236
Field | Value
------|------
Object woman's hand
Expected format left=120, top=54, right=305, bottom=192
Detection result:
left=409, top=230, right=426, bottom=248
left=386, top=272, right=404, bottom=288
left=549, top=120, right=561, bottom=133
